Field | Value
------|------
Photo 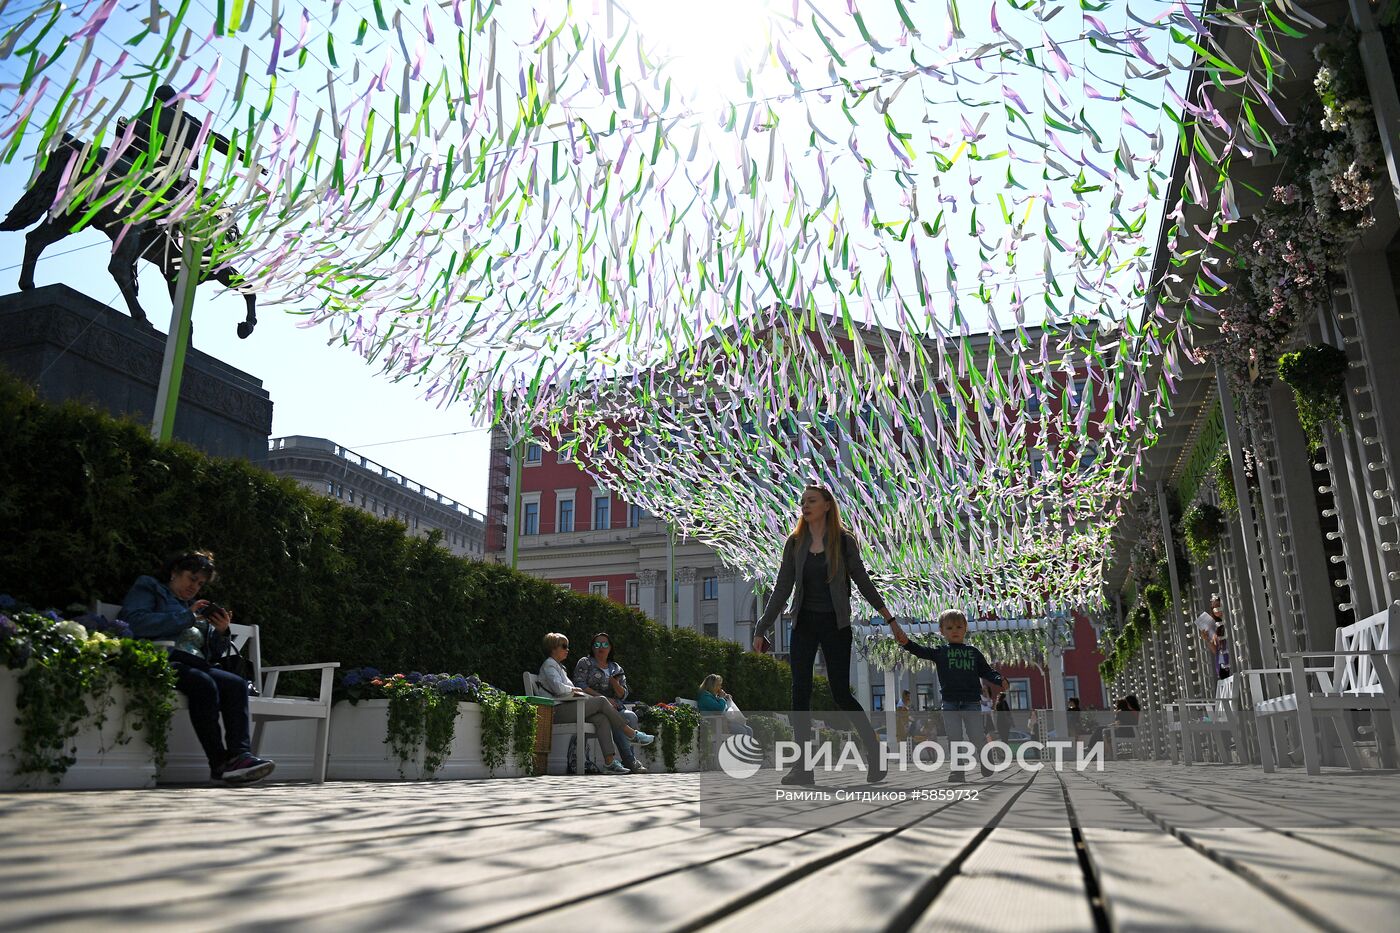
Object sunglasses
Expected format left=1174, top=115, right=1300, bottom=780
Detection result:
left=593, top=641, right=610, bottom=648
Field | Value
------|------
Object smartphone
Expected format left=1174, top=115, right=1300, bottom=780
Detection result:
left=199, top=602, right=225, bottom=617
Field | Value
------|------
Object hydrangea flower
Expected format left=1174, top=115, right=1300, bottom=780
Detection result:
left=54, top=620, right=88, bottom=641
left=0, top=614, right=15, bottom=639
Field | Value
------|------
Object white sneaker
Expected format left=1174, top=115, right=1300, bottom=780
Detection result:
left=605, top=759, right=631, bottom=774
left=630, top=730, right=655, bottom=746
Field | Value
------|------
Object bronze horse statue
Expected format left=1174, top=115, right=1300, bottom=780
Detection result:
left=1, top=133, right=258, bottom=339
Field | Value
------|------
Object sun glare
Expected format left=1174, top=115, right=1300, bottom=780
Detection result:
left=622, top=0, right=775, bottom=102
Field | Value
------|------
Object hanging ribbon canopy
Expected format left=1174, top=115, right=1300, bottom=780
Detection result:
left=0, top=1, right=1310, bottom=618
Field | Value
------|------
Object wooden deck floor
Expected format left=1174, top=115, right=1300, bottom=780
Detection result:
left=2, top=762, right=1397, bottom=932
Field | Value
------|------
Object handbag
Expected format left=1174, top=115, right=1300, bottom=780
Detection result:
left=211, top=632, right=259, bottom=695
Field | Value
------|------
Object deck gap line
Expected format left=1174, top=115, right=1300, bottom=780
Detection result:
left=875, top=771, right=1039, bottom=933
left=1112, top=771, right=1400, bottom=875
left=1077, top=773, right=1347, bottom=933
left=469, top=774, right=1022, bottom=933
left=1055, top=773, right=1113, bottom=933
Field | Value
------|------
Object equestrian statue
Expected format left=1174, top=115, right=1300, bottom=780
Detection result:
left=1, top=85, right=261, bottom=340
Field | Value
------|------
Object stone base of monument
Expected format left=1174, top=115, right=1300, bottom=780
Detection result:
left=0, top=284, right=272, bottom=463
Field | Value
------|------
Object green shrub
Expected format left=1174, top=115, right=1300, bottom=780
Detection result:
left=0, top=375, right=828, bottom=708
left=1278, top=344, right=1350, bottom=450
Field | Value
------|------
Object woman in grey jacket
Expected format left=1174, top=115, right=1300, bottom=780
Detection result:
left=753, top=486, right=895, bottom=785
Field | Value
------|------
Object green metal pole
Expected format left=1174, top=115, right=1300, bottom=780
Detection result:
left=151, top=232, right=200, bottom=442
left=508, top=438, right=523, bottom=570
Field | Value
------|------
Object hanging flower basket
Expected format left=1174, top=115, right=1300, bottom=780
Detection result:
left=1183, top=502, right=1226, bottom=564
left=1277, top=344, right=1349, bottom=450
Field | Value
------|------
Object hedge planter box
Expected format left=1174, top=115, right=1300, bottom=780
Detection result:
left=326, top=700, right=526, bottom=781
left=0, top=669, right=158, bottom=790
left=638, top=740, right=706, bottom=774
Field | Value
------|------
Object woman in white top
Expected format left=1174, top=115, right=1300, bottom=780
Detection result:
left=539, top=632, right=654, bottom=774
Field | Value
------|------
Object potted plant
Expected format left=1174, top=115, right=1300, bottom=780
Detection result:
left=0, top=601, right=175, bottom=790
left=325, top=668, right=536, bottom=780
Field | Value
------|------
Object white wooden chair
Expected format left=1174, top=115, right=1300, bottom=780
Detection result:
left=522, top=672, right=594, bottom=776
left=1163, top=675, right=1247, bottom=765
left=1242, top=604, right=1400, bottom=774
left=99, top=603, right=339, bottom=782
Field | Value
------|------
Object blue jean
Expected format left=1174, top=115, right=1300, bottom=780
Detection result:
left=942, top=700, right=987, bottom=767
left=176, top=664, right=252, bottom=768
left=613, top=706, right=639, bottom=766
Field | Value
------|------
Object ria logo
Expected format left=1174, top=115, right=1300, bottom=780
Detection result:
left=717, top=734, right=765, bottom=779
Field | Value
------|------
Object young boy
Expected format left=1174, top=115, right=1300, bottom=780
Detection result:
left=889, top=610, right=1007, bottom=781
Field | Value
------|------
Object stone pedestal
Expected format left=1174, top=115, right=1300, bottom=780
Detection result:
left=0, top=285, right=272, bottom=463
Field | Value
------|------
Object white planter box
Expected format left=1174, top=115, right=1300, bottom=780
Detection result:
left=158, top=712, right=321, bottom=784
left=0, top=668, right=158, bottom=790
left=326, top=700, right=526, bottom=781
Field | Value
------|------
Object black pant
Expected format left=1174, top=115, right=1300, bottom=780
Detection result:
left=176, top=664, right=252, bottom=768
left=790, top=609, right=880, bottom=768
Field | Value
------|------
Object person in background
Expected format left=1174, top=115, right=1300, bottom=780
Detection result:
left=538, top=632, right=653, bottom=775
left=698, top=673, right=753, bottom=737
left=119, top=549, right=274, bottom=785
left=574, top=632, right=645, bottom=773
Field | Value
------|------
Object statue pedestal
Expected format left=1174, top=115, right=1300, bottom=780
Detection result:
left=0, top=285, right=273, bottom=463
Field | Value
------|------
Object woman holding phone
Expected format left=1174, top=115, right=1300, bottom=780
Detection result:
left=753, top=486, right=896, bottom=785
left=119, top=549, right=275, bottom=785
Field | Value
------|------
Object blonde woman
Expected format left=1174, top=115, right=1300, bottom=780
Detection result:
left=538, top=632, right=654, bottom=774
left=698, top=674, right=752, bottom=737
left=754, top=485, right=895, bottom=784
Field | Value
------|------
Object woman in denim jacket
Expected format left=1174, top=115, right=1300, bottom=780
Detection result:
left=119, top=550, right=274, bottom=785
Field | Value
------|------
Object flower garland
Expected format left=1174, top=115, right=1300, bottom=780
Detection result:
left=0, top=604, right=176, bottom=779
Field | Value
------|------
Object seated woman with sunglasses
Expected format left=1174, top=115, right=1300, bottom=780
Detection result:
left=118, top=550, right=275, bottom=785
left=539, top=632, right=655, bottom=775
left=573, top=632, right=645, bottom=773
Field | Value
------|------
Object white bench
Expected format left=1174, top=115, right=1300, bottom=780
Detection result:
left=1163, top=675, right=1247, bottom=765
left=522, top=672, right=594, bottom=776
left=100, top=604, right=339, bottom=782
left=1243, top=604, right=1400, bottom=774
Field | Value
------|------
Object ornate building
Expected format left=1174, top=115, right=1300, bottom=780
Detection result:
left=268, top=435, right=487, bottom=559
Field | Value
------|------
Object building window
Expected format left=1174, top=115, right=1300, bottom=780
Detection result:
left=589, top=581, right=608, bottom=598
left=557, top=435, right=574, bottom=463
left=626, top=580, right=639, bottom=605
left=558, top=497, right=574, bottom=533
left=1006, top=678, right=1032, bottom=712
left=557, top=582, right=572, bottom=591
left=522, top=501, right=539, bottom=536
left=627, top=504, right=644, bottom=528
left=703, top=622, right=718, bottom=639
left=525, top=442, right=542, bottom=466
left=702, top=576, right=718, bottom=600
left=1063, top=676, right=1080, bottom=707
left=592, top=494, right=611, bottom=530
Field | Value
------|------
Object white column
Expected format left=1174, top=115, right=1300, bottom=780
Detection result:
left=677, top=567, right=697, bottom=631
left=855, top=655, right=873, bottom=712
left=718, top=568, right=738, bottom=643
left=637, top=569, right=660, bottom=623
left=883, top=668, right=898, bottom=750
left=1048, top=648, right=1068, bottom=741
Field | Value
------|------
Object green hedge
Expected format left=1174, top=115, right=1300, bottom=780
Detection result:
left=0, top=375, right=840, bottom=709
